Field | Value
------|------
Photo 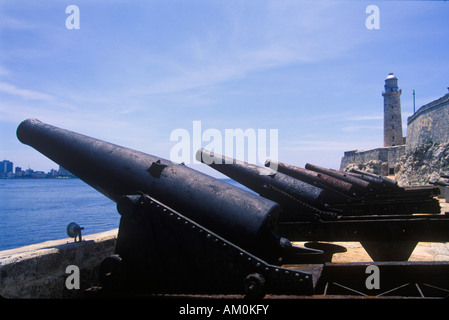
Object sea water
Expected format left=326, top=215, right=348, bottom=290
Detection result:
left=0, top=178, right=250, bottom=251
left=0, top=179, right=119, bottom=251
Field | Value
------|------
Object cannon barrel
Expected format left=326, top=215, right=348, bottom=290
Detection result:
left=430, top=180, right=449, bottom=187
left=16, top=119, right=285, bottom=257
left=347, top=169, right=399, bottom=190
left=305, top=163, right=373, bottom=193
left=265, top=159, right=359, bottom=202
left=196, top=148, right=335, bottom=221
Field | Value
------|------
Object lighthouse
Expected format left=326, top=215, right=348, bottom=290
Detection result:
left=382, top=73, right=403, bottom=147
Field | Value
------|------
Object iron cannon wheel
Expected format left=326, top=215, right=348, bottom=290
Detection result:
left=243, top=273, right=266, bottom=299
left=99, top=254, right=122, bottom=290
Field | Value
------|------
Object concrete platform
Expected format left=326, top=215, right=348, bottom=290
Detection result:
left=294, top=198, right=449, bottom=263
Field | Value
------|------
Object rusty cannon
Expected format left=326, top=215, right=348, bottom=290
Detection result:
left=197, top=149, right=449, bottom=262
left=196, top=148, right=338, bottom=223
left=304, top=163, right=441, bottom=215
left=16, top=119, right=449, bottom=298
left=265, top=160, right=441, bottom=216
left=16, top=119, right=326, bottom=297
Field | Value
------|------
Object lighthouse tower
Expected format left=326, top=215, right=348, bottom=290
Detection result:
left=382, top=73, right=403, bottom=147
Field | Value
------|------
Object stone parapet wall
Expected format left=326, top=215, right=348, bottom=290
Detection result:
left=406, top=93, right=449, bottom=153
left=340, top=145, right=405, bottom=175
left=0, top=229, right=118, bottom=298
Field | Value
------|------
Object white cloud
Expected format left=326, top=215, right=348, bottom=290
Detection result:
left=122, top=1, right=367, bottom=98
left=0, top=82, right=55, bottom=101
left=0, top=16, right=36, bottom=30
left=0, top=66, right=10, bottom=76
left=347, top=115, right=383, bottom=121
left=281, top=140, right=363, bottom=152
left=341, top=125, right=382, bottom=132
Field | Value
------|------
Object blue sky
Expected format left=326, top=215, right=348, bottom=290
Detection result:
left=1, top=1, right=448, bottom=178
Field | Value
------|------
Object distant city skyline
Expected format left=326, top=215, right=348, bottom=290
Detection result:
left=1, top=1, right=448, bottom=178
left=0, top=158, right=75, bottom=178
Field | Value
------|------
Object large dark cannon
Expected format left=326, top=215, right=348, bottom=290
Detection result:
left=16, top=118, right=321, bottom=296
left=16, top=119, right=284, bottom=256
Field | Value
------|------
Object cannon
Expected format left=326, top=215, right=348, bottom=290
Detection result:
left=196, top=148, right=338, bottom=222
left=346, top=169, right=399, bottom=190
left=267, top=161, right=441, bottom=216
left=16, top=119, right=284, bottom=258
left=265, top=159, right=360, bottom=203
left=16, top=119, right=449, bottom=298
left=16, top=119, right=324, bottom=297
left=198, top=149, right=449, bottom=262
left=305, top=163, right=373, bottom=192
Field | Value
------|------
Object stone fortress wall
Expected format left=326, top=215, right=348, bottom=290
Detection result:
left=406, top=93, right=449, bottom=152
left=395, top=92, right=449, bottom=186
left=340, top=145, right=405, bottom=176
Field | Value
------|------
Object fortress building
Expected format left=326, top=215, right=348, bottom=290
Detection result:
left=340, top=73, right=406, bottom=175
left=340, top=73, right=449, bottom=179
